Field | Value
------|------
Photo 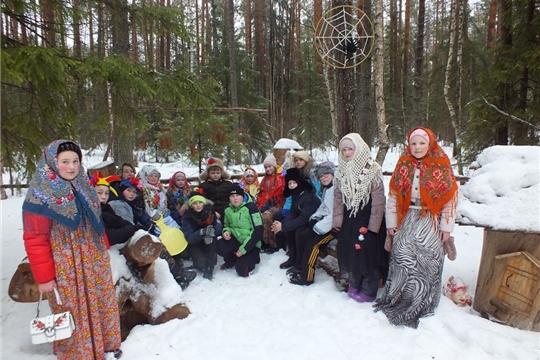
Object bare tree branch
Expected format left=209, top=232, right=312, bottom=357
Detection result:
left=476, top=97, right=540, bottom=131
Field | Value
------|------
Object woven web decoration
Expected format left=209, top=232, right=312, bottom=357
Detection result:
left=315, top=5, right=374, bottom=69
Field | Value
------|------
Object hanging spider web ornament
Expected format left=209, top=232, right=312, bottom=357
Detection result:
left=315, top=5, right=374, bottom=69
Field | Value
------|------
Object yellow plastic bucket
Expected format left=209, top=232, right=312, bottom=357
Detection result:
left=153, top=214, right=188, bottom=256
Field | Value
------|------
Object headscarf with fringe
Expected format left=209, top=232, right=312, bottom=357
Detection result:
left=389, top=126, right=458, bottom=227
left=137, top=164, right=162, bottom=190
left=335, top=133, right=382, bottom=218
left=22, top=139, right=103, bottom=234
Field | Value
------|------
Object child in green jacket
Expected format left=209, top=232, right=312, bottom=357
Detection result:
left=218, top=184, right=263, bottom=277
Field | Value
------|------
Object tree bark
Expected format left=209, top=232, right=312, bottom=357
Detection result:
left=402, top=0, right=411, bottom=119
left=413, top=0, right=425, bottom=122
left=227, top=0, right=238, bottom=108
left=373, top=0, right=389, bottom=165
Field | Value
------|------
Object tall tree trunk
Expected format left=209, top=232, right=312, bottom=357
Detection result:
left=389, top=0, right=399, bottom=95
left=357, top=0, right=374, bottom=146
left=40, top=0, right=56, bottom=47
left=333, top=0, right=357, bottom=138
left=444, top=0, right=458, bottom=147
left=454, top=0, right=465, bottom=173
left=245, top=0, right=252, bottom=56
left=109, top=0, right=135, bottom=165
left=254, top=0, right=265, bottom=94
left=413, top=0, right=425, bottom=122
left=495, top=0, right=511, bottom=145
left=374, top=0, right=389, bottom=165
left=486, top=0, right=497, bottom=49
left=314, top=0, right=323, bottom=74
left=227, top=0, right=238, bottom=108
left=402, top=0, right=411, bottom=120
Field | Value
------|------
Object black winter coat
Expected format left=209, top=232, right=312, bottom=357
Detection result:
left=281, top=190, right=321, bottom=233
left=199, top=179, right=234, bottom=216
left=101, top=203, right=137, bottom=246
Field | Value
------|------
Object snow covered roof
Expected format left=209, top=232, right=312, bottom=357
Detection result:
left=87, top=159, right=115, bottom=170
left=456, top=146, right=540, bottom=232
left=273, top=138, right=303, bottom=150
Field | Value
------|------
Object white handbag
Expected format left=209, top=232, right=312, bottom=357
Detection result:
left=30, top=288, right=75, bottom=344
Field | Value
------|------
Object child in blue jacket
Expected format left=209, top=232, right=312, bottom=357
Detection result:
left=181, top=189, right=223, bottom=280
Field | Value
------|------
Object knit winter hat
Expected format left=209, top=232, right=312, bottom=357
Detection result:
left=57, top=141, right=82, bottom=161
left=229, top=183, right=245, bottom=198
left=199, top=157, right=231, bottom=181
left=188, top=194, right=207, bottom=207
left=315, top=161, right=336, bottom=178
left=245, top=169, right=255, bottom=177
left=409, top=128, right=430, bottom=143
left=263, top=154, right=277, bottom=168
left=293, top=150, right=311, bottom=163
left=283, top=167, right=312, bottom=197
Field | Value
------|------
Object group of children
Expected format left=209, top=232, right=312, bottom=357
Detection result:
left=23, top=127, right=457, bottom=359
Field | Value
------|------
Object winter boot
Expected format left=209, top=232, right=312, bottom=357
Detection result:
left=279, top=247, right=296, bottom=269
left=289, top=273, right=313, bottom=286
left=174, top=267, right=197, bottom=284
left=203, top=264, right=214, bottom=280
left=220, top=261, right=235, bottom=270
left=286, top=265, right=301, bottom=276
left=348, top=284, right=360, bottom=299
left=350, top=291, right=376, bottom=303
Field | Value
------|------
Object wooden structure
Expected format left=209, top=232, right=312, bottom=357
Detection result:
left=272, top=138, right=303, bottom=166
left=474, top=229, right=540, bottom=332
left=87, top=159, right=117, bottom=177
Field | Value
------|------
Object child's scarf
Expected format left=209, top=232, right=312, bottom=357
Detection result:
left=389, top=126, right=458, bottom=227
left=256, top=172, right=285, bottom=209
left=240, top=167, right=260, bottom=197
left=22, top=139, right=103, bottom=233
left=167, top=171, right=191, bottom=206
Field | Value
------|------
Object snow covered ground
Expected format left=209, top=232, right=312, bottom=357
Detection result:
left=2, top=144, right=539, bottom=359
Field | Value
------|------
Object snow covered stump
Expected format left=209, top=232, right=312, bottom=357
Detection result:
left=457, top=146, right=540, bottom=332
left=107, top=230, right=191, bottom=340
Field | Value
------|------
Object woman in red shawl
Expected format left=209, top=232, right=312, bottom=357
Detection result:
left=256, top=154, right=285, bottom=252
left=374, top=127, right=458, bottom=328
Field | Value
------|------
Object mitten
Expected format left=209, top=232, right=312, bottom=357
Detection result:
left=203, top=226, right=215, bottom=237
left=203, top=235, right=214, bottom=245
left=147, top=222, right=159, bottom=236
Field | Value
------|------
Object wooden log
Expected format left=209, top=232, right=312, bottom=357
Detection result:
left=154, top=303, right=191, bottom=324
left=120, top=233, right=163, bottom=267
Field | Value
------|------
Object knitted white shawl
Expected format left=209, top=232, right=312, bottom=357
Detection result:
left=335, top=133, right=382, bottom=217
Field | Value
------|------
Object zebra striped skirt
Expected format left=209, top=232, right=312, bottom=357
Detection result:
left=373, top=208, right=444, bottom=328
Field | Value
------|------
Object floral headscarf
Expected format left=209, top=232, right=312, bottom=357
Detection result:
left=137, top=164, right=162, bottom=190
left=389, top=126, right=458, bottom=227
left=167, top=171, right=191, bottom=196
left=22, top=139, right=103, bottom=233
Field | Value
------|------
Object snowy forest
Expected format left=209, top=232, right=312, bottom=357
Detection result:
left=2, top=0, right=539, bottom=181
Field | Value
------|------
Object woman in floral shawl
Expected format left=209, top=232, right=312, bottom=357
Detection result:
left=22, top=140, right=122, bottom=359
left=167, top=170, right=191, bottom=226
left=137, top=164, right=180, bottom=230
left=374, top=127, right=458, bottom=328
